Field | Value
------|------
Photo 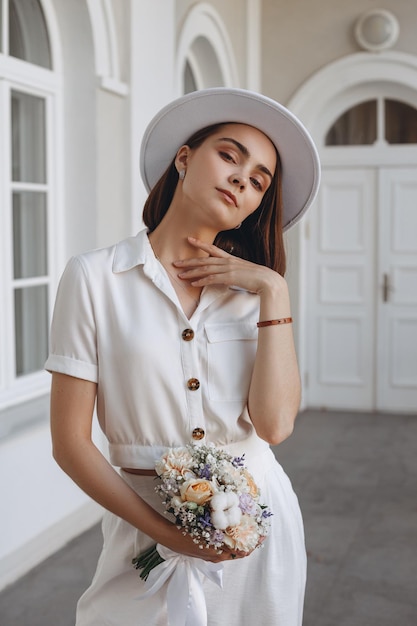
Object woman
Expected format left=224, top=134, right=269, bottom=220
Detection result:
left=47, top=88, right=320, bottom=625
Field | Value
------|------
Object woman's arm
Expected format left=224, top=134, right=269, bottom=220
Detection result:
left=247, top=274, right=301, bottom=445
left=50, top=372, right=245, bottom=561
left=174, top=238, right=301, bottom=445
left=51, top=373, right=159, bottom=533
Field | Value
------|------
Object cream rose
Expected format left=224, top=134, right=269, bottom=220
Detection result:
left=155, top=447, right=195, bottom=478
left=180, top=479, right=217, bottom=505
left=242, top=470, right=260, bottom=498
left=224, top=514, right=260, bottom=552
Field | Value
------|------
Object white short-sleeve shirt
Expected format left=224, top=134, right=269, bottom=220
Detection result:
left=45, top=229, right=269, bottom=468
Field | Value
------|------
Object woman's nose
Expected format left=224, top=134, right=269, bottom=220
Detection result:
left=229, top=173, right=246, bottom=190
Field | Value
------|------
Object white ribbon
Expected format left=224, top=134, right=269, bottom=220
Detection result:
left=136, top=545, right=223, bottom=626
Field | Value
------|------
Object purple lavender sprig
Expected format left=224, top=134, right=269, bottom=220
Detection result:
left=232, top=454, right=246, bottom=468
left=198, top=463, right=212, bottom=480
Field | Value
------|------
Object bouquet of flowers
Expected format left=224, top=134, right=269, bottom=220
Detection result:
left=133, top=443, right=272, bottom=581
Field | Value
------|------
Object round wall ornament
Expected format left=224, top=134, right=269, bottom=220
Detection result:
left=354, top=9, right=399, bottom=52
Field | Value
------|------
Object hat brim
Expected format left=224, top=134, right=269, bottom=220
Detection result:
left=140, top=88, right=320, bottom=231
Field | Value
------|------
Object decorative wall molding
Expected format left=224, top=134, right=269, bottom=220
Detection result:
left=245, top=0, right=261, bottom=91
left=40, top=0, right=63, bottom=74
left=288, top=51, right=417, bottom=141
left=86, top=0, right=128, bottom=96
left=176, top=2, right=239, bottom=93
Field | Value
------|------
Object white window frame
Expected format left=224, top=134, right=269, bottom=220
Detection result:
left=0, top=7, right=63, bottom=417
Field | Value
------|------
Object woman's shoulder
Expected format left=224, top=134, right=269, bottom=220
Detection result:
left=66, top=229, right=149, bottom=276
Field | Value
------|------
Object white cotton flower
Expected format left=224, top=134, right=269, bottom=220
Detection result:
left=210, top=492, right=242, bottom=530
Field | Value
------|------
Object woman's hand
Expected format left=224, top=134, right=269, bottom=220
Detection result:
left=173, top=237, right=286, bottom=297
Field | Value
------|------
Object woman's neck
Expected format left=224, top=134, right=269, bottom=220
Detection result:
left=148, top=212, right=215, bottom=263
left=147, top=218, right=211, bottom=319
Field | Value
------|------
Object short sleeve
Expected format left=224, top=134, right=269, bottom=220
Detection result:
left=45, top=256, right=98, bottom=382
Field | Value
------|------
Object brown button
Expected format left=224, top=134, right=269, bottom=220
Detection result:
left=192, top=427, right=205, bottom=440
left=182, top=328, right=194, bottom=341
left=187, top=378, right=200, bottom=391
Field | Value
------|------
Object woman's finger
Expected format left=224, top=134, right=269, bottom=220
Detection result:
left=187, top=236, right=230, bottom=258
left=173, top=256, right=230, bottom=269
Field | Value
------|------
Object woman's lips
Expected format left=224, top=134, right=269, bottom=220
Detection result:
left=216, top=188, right=237, bottom=207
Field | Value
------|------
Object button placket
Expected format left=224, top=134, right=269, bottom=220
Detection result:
left=179, top=318, right=206, bottom=443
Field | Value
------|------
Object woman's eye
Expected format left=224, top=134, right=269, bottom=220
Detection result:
left=250, top=177, right=263, bottom=191
left=219, top=151, right=235, bottom=163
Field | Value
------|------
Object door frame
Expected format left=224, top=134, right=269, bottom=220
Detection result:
left=286, top=51, right=417, bottom=411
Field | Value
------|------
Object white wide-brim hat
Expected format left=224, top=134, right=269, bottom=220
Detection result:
left=140, top=88, right=320, bottom=231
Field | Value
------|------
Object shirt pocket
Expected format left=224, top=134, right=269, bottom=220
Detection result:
left=204, top=322, right=258, bottom=402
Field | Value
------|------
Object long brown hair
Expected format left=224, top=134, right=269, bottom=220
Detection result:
left=142, top=123, right=286, bottom=275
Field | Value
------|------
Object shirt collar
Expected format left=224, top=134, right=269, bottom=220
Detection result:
left=112, top=229, right=154, bottom=273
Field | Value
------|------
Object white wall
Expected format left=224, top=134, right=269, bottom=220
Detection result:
left=262, top=0, right=417, bottom=104
left=0, top=418, right=103, bottom=589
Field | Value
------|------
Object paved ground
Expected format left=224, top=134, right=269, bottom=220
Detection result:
left=1, top=409, right=416, bottom=625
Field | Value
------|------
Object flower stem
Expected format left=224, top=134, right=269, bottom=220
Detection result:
left=132, top=545, right=165, bottom=581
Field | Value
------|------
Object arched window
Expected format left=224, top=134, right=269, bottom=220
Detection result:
left=326, top=98, right=417, bottom=146
left=385, top=99, right=417, bottom=144
left=9, top=0, right=52, bottom=68
left=0, top=0, right=59, bottom=416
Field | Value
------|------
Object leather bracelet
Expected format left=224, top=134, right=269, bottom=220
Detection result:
left=257, top=317, right=293, bottom=327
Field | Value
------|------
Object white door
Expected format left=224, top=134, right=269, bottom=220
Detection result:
left=307, top=166, right=417, bottom=412
left=377, top=168, right=417, bottom=411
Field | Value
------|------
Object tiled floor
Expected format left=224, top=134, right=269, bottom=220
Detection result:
left=1, top=409, right=416, bottom=625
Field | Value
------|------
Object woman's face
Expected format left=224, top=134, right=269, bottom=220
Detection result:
left=176, top=123, right=277, bottom=231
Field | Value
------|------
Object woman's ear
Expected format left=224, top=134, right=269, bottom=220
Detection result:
left=175, top=145, right=190, bottom=173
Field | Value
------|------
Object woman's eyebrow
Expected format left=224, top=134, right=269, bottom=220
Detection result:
left=217, top=137, right=273, bottom=180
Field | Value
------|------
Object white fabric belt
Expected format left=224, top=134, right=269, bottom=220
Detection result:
left=109, top=432, right=270, bottom=469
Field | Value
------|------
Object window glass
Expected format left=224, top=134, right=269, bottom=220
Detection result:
left=326, top=100, right=377, bottom=146
left=9, top=0, right=51, bottom=68
left=14, top=285, right=49, bottom=376
left=385, top=99, right=417, bottom=144
left=11, top=90, right=46, bottom=183
left=13, top=191, right=47, bottom=279
left=10, top=88, right=49, bottom=381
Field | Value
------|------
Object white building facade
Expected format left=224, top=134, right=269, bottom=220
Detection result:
left=0, top=0, right=416, bottom=589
